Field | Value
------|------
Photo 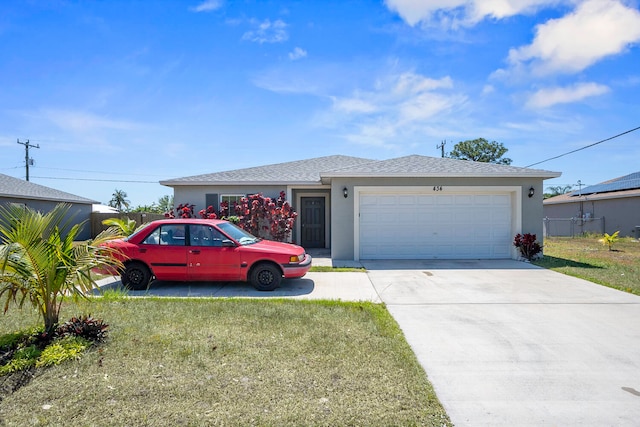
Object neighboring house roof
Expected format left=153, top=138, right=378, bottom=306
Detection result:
left=161, top=154, right=560, bottom=187
left=0, top=173, right=97, bottom=204
left=320, top=155, right=560, bottom=180
left=92, top=204, right=119, bottom=213
left=544, top=171, right=640, bottom=205
left=575, top=172, right=640, bottom=196
left=160, top=155, right=375, bottom=186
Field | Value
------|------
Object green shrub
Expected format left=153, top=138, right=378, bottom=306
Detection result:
left=36, top=336, right=90, bottom=368
left=0, top=345, right=40, bottom=375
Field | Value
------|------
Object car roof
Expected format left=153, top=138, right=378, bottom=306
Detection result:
left=147, top=218, right=228, bottom=226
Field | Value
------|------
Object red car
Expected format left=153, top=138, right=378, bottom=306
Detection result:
left=101, top=218, right=312, bottom=291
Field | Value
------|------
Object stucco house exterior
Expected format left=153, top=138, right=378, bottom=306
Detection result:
left=543, top=172, right=640, bottom=238
left=0, top=173, right=97, bottom=240
left=160, top=155, right=560, bottom=261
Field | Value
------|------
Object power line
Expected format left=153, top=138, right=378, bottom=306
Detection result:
left=31, top=176, right=159, bottom=184
left=35, top=166, right=168, bottom=177
left=525, top=125, right=640, bottom=168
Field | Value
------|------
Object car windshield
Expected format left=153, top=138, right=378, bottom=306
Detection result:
left=218, top=222, right=260, bottom=245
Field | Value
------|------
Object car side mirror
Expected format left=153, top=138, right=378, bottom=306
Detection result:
left=222, top=239, right=236, bottom=247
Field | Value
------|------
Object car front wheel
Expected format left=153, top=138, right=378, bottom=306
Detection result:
left=122, top=262, right=152, bottom=290
left=250, top=263, right=282, bottom=291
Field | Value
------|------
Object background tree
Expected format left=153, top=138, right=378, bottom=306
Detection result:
left=449, top=138, right=512, bottom=165
left=0, top=203, right=123, bottom=333
left=157, top=195, right=174, bottom=213
left=545, top=185, right=574, bottom=198
left=108, top=189, right=130, bottom=212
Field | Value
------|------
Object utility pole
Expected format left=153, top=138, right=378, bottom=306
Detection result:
left=577, top=180, right=583, bottom=197
left=436, top=140, right=446, bottom=158
left=17, top=139, right=39, bottom=181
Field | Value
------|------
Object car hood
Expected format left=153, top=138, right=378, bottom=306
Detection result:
left=245, top=239, right=305, bottom=255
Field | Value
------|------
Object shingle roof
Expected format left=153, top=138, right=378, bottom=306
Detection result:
left=0, top=173, right=96, bottom=204
left=160, top=154, right=560, bottom=187
left=160, top=155, right=375, bottom=186
left=320, top=155, right=560, bottom=179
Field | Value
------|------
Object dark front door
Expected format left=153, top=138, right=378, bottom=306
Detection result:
left=300, top=197, right=325, bottom=248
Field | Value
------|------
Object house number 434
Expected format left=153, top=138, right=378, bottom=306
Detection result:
left=433, top=186, right=443, bottom=191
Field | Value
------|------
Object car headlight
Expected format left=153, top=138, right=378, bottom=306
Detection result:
left=289, top=253, right=305, bottom=263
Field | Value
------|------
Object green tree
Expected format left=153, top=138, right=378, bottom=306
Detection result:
left=108, top=189, right=130, bottom=212
left=157, top=195, right=174, bottom=213
left=449, top=138, right=512, bottom=165
left=0, top=203, right=124, bottom=333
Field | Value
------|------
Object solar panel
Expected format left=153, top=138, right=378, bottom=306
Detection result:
left=572, top=172, right=640, bottom=196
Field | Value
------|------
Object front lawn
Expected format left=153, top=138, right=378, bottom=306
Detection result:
left=0, top=297, right=451, bottom=426
left=534, top=236, right=640, bottom=294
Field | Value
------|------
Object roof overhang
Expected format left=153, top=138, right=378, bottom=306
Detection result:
left=320, top=171, right=561, bottom=184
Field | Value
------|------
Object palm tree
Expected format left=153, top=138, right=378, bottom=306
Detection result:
left=101, top=217, right=138, bottom=236
left=109, top=189, right=130, bottom=212
left=0, top=203, right=124, bottom=333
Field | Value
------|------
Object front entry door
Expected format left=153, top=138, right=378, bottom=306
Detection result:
left=300, top=197, right=325, bottom=248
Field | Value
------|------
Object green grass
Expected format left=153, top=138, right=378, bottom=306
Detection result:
left=534, top=236, right=640, bottom=294
left=309, top=266, right=366, bottom=272
left=0, top=298, right=451, bottom=426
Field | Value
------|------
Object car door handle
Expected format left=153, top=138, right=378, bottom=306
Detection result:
left=139, top=248, right=147, bottom=253
left=190, top=249, right=201, bottom=254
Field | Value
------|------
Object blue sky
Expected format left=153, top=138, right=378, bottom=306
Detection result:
left=1, top=0, right=639, bottom=207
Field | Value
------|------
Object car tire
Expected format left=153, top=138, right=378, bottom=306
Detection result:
left=122, top=262, right=152, bottom=290
left=250, top=263, right=281, bottom=291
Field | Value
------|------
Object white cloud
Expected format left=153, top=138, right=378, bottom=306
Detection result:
left=242, top=19, right=288, bottom=44
left=42, top=109, right=143, bottom=133
left=288, top=47, right=307, bottom=60
left=327, top=72, right=466, bottom=147
left=384, top=0, right=563, bottom=28
left=526, top=82, right=610, bottom=108
left=507, top=0, right=640, bottom=76
left=190, top=0, right=223, bottom=13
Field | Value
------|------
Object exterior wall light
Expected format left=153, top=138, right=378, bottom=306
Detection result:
left=343, top=187, right=348, bottom=198
left=528, top=187, right=535, bottom=198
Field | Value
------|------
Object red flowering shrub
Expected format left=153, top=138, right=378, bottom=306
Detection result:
left=513, top=233, right=542, bottom=260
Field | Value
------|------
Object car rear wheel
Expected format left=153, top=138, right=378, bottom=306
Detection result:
left=250, top=263, right=281, bottom=291
left=122, top=262, right=152, bottom=290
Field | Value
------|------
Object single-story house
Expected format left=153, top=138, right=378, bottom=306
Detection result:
left=160, top=155, right=560, bottom=261
left=544, top=172, right=640, bottom=238
left=0, top=173, right=97, bottom=240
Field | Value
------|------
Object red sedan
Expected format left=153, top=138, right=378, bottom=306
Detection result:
left=101, top=218, right=312, bottom=291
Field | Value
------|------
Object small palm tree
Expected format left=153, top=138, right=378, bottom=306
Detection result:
left=599, top=231, right=620, bottom=251
left=109, top=189, right=130, bottom=212
left=0, top=203, right=124, bottom=333
left=102, top=217, right=138, bottom=236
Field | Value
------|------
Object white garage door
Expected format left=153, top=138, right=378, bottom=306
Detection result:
left=359, top=192, right=512, bottom=259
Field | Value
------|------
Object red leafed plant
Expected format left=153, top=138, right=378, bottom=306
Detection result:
left=232, top=192, right=297, bottom=241
left=513, top=233, right=542, bottom=260
left=164, top=192, right=297, bottom=242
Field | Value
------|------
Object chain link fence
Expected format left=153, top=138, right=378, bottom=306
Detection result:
left=543, top=217, right=605, bottom=237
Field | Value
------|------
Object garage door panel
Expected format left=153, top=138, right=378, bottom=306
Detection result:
left=359, top=192, right=512, bottom=259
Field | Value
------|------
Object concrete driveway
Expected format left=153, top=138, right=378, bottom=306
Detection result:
left=362, top=259, right=640, bottom=426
